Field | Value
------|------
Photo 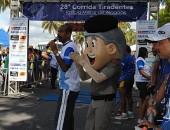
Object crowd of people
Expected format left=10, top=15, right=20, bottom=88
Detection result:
left=27, top=46, right=59, bottom=89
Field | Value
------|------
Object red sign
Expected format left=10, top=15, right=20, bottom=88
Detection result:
left=69, top=23, right=84, bottom=32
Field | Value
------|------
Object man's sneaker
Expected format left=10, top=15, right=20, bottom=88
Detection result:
left=128, top=113, right=134, bottom=119
left=137, top=118, right=146, bottom=123
left=137, top=119, right=144, bottom=123
left=136, top=102, right=139, bottom=108
left=115, top=114, right=128, bottom=120
left=116, top=109, right=122, bottom=116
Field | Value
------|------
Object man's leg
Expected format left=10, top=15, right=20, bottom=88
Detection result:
left=115, top=80, right=128, bottom=120
left=50, top=67, right=57, bottom=89
left=126, top=78, right=134, bottom=118
left=119, top=88, right=127, bottom=113
left=54, top=89, right=78, bottom=130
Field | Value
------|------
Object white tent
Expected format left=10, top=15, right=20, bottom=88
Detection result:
left=130, top=44, right=136, bottom=51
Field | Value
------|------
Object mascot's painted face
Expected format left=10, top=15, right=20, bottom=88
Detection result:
left=84, top=36, right=116, bottom=70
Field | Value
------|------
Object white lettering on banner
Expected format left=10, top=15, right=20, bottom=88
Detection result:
left=98, top=4, right=133, bottom=10
left=66, top=10, right=126, bottom=15
left=72, top=4, right=96, bottom=10
left=60, top=3, right=133, bottom=11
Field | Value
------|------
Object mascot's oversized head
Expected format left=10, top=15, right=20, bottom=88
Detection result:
left=83, top=15, right=126, bottom=70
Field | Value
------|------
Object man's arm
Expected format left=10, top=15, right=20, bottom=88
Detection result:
left=147, top=74, right=170, bottom=118
left=137, top=60, right=151, bottom=80
left=155, top=74, right=170, bottom=103
left=49, top=40, right=71, bottom=72
left=151, top=55, right=161, bottom=90
left=139, top=70, right=151, bottom=80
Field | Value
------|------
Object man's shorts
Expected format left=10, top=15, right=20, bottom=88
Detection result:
left=136, top=82, right=148, bottom=99
left=119, top=78, right=134, bottom=93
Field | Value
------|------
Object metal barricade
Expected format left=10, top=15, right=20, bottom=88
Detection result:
left=0, top=68, right=8, bottom=96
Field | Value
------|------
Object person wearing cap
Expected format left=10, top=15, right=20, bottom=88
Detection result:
left=70, top=15, right=126, bottom=130
left=138, top=22, right=170, bottom=130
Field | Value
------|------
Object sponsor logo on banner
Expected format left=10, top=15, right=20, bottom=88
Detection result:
left=11, top=0, right=19, bottom=6
left=11, top=54, right=26, bottom=58
left=11, top=30, right=19, bottom=33
left=11, top=41, right=18, bottom=44
left=10, top=63, right=26, bottom=67
left=19, top=72, right=26, bottom=76
left=11, top=22, right=26, bottom=27
left=19, top=59, right=25, bottom=62
left=20, top=30, right=27, bottom=34
left=137, top=40, right=147, bottom=45
left=10, top=67, right=18, bottom=70
left=19, top=41, right=26, bottom=44
left=11, top=27, right=26, bottom=30
left=12, top=45, right=17, bottom=49
left=10, top=71, right=18, bottom=77
left=19, top=67, right=26, bottom=70
left=18, top=45, right=25, bottom=49
left=20, top=35, right=26, bottom=40
left=11, top=35, right=19, bottom=40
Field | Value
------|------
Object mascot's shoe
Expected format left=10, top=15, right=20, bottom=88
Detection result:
left=115, top=114, right=128, bottom=120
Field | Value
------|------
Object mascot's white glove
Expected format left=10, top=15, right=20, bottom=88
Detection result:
left=70, top=52, right=107, bottom=83
left=70, top=52, right=86, bottom=67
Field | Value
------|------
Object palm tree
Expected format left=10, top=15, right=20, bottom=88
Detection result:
left=42, top=21, right=64, bottom=37
left=0, top=0, right=10, bottom=13
left=124, top=29, right=136, bottom=45
left=159, top=0, right=170, bottom=26
left=73, top=32, right=84, bottom=46
left=118, top=22, right=136, bottom=45
left=118, top=22, right=131, bottom=32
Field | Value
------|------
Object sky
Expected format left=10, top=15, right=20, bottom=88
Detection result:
left=0, top=8, right=136, bottom=48
left=0, top=8, right=54, bottom=48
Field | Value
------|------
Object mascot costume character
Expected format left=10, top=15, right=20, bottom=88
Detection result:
left=70, top=15, right=126, bottom=130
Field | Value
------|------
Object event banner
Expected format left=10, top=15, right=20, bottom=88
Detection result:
left=136, top=20, right=157, bottom=67
left=9, top=17, right=28, bottom=81
left=23, top=2, right=147, bottom=21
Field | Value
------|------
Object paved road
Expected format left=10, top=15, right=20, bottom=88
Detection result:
left=0, top=80, right=140, bottom=130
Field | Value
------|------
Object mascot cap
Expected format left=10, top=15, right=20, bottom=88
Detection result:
left=84, top=15, right=126, bottom=59
left=84, top=15, right=118, bottom=32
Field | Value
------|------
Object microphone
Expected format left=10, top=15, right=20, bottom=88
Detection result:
left=46, top=36, right=59, bottom=49
left=53, top=36, right=59, bottom=42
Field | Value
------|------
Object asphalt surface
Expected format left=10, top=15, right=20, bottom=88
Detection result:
left=0, top=79, right=140, bottom=130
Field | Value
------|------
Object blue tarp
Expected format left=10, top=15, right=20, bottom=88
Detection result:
left=0, top=28, right=9, bottom=47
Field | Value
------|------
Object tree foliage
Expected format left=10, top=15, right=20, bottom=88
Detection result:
left=118, top=22, right=136, bottom=46
left=158, top=0, right=170, bottom=27
left=42, top=21, right=64, bottom=37
left=0, top=0, right=10, bottom=12
left=73, top=32, right=84, bottom=45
